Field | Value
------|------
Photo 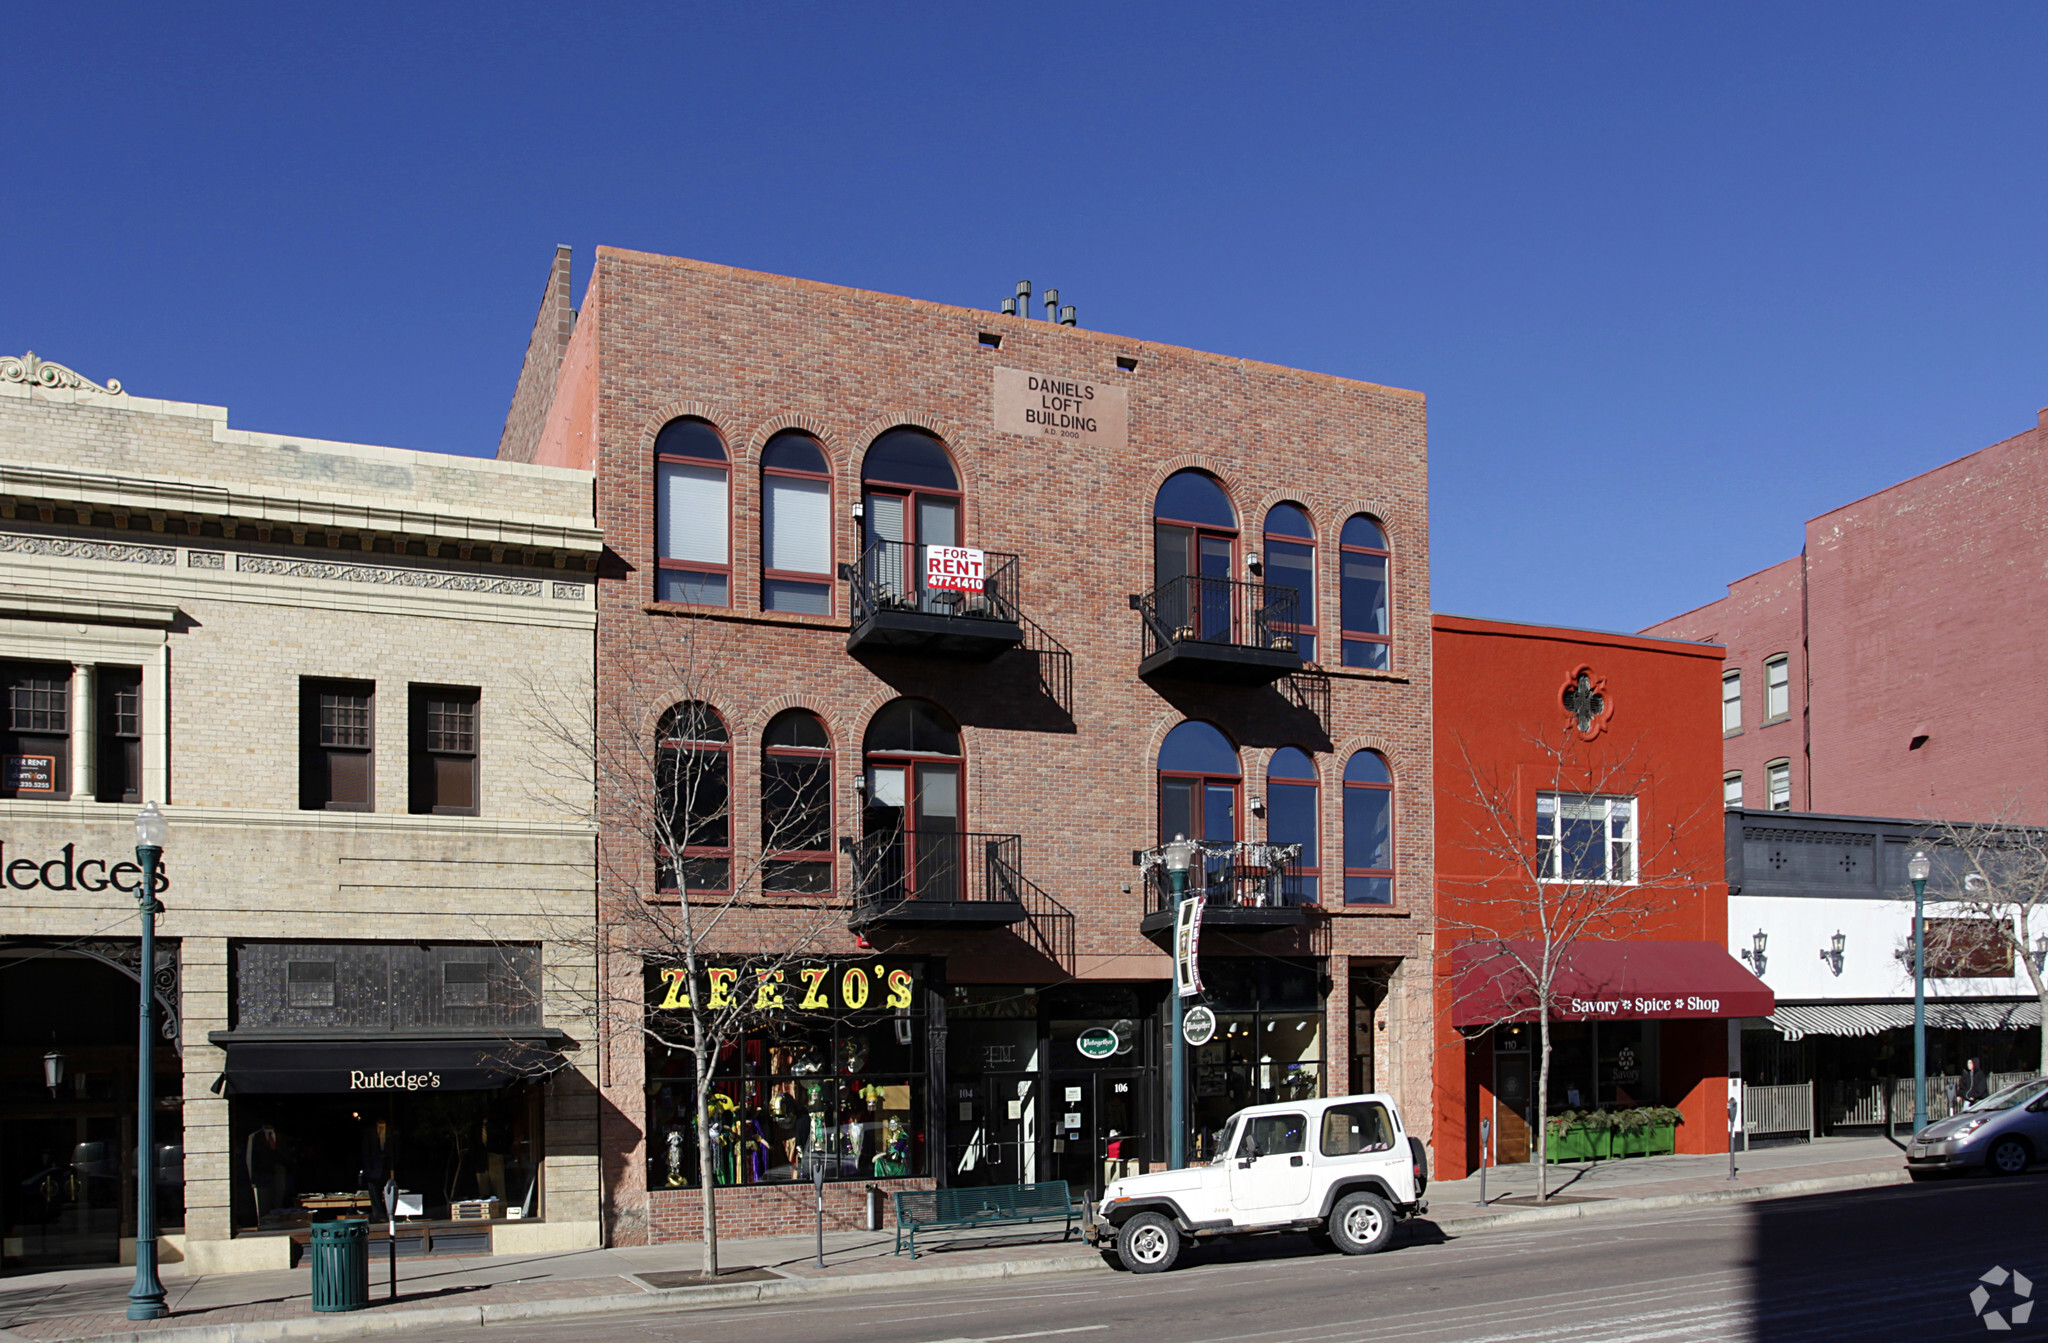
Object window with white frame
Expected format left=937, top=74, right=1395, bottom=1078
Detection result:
left=1765, top=759, right=1791, bottom=811
left=1723, top=772, right=1743, bottom=808
left=1764, top=655, right=1790, bottom=721
left=1536, top=793, right=1635, bottom=883
left=1721, top=670, right=1742, bottom=734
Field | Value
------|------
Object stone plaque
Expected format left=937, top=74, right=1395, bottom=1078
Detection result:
left=993, top=366, right=1129, bottom=450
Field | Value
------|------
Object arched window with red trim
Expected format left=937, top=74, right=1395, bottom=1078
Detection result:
left=862, top=699, right=963, bottom=903
left=861, top=429, right=961, bottom=613
left=1343, top=750, right=1393, bottom=905
left=761, top=432, right=833, bottom=615
left=655, top=418, right=731, bottom=607
left=1159, top=720, right=1240, bottom=895
left=1339, top=515, right=1391, bottom=669
left=1154, top=471, right=1236, bottom=641
left=657, top=701, right=730, bottom=894
left=762, top=709, right=834, bottom=893
left=1267, top=746, right=1320, bottom=903
left=1263, top=502, right=1317, bottom=662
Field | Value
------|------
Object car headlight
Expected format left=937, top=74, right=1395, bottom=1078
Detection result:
left=1954, top=1118, right=1990, bottom=1142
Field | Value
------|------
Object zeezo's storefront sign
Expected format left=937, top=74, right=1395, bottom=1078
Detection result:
left=0, top=841, right=170, bottom=894
left=651, top=960, right=917, bottom=1014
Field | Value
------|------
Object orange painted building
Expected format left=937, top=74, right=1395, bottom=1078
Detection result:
left=1431, top=614, right=1768, bottom=1180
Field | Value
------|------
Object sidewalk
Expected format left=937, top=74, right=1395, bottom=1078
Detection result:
left=0, top=1137, right=1909, bottom=1343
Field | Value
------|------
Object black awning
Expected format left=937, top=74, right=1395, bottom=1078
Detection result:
left=210, top=1035, right=565, bottom=1094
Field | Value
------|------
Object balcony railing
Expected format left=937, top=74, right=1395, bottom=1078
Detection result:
left=844, top=540, right=1024, bottom=660
left=1129, top=575, right=1302, bottom=684
left=1134, top=839, right=1309, bottom=937
left=848, top=828, right=1033, bottom=929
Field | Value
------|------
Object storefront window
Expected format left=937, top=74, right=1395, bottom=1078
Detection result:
left=645, top=961, right=926, bottom=1187
left=1185, top=959, right=1325, bottom=1159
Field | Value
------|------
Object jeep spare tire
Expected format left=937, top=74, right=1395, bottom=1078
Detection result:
left=1116, top=1211, right=1182, bottom=1273
left=1329, top=1191, right=1396, bottom=1255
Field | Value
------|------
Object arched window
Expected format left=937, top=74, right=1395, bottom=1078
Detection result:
left=1264, top=503, right=1317, bottom=662
left=762, top=709, right=833, bottom=893
left=761, top=432, right=833, bottom=615
left=1154, top=471, right=1236, bottom=640
left=1266, top=746, right=1320, bottom=902
left=1342, top=750, right=1393, bottom=905
left=1159, top=721, right=1240, bottom=895
left=862, top=699, right=963, bottom=902
left=862, top=428, right=961, bottom=612
left=655, top=418, right=731, bottom=607
left=657, top=702, right=729, bottom=893
left=1339, top=515, right=1390, bottom=669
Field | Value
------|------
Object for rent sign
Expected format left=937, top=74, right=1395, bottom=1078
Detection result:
left=926, top=546, right=986, bottom=593
left=993, top=366, right=1130, bottom=450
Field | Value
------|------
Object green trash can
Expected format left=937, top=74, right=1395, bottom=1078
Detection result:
left=309, top=1218, right=370, bottom=1313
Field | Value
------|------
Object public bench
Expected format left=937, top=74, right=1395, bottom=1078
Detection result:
left=892, top=1181, right=1076, bottom=1258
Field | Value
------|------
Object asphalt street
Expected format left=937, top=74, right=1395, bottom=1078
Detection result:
left=398, top=1178, right=2047, bottom=1343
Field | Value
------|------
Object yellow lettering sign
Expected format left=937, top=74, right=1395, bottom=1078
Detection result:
left=707, top=967, right=737, bottom=1009
left=658, top=968, right=692, bottom=1009
left=799, top=967, right=829, bottom=1010
left=842, top=966, right=870, bottom=1010
left=886, top=967, right=914, bottom=1009
left=755, top=968, right=785, bottom=1009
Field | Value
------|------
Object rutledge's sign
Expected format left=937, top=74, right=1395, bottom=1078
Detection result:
left=0, top=840, right=170, bottom=894
left=993, top=366, right=1129, bottom=450
left=926, top=546, right=986, bottom=593
left=350, top=1069, right=443, bottom=1091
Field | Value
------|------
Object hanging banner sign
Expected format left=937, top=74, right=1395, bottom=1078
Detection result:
left=1173, top=897, right=1205, bottom=998
left=926, top=546, right=986, bottom=593
left=649, top=960, right=918, bottom=1015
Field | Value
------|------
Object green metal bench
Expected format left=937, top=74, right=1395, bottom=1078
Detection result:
left=892, top=1181, right=1076, bottom=1258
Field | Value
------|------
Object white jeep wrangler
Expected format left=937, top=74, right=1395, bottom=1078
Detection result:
left=1086, top=1093, right=1429, bottom=1273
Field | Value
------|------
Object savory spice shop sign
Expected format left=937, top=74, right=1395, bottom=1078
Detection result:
left=650, top=961, right=918, bottom=1014
left=0, top=840, right=170, bottom=894
left=993, top=366, right=1129, bottom=450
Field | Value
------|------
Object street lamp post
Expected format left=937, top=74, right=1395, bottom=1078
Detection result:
left=128, top=803, right=169, bottom=1322
left=1163, top=835, right=1196, bottom=1169
left=1908, top=849, right=1932, bottom=1136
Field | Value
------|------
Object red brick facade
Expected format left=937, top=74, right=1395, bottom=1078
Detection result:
left=1430, top=615, right=1733, bottom=1179
left=501, top=248, right=1438, bottom=1243
left=1648, top=405, right=2048, bottom=824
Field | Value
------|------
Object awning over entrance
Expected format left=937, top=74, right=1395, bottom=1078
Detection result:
left=1770, top=1000, right=2041, bottom=1041
left=1450, top=939, right=1774, bottom=1028
left=208, top=1033, right=567, bottom=1094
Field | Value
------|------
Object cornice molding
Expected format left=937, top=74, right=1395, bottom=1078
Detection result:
left=1, top=352, right=123, bottom=397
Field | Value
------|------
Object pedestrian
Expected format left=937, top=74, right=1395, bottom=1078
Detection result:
left=1962, top=1057, right=1991, bottom=1105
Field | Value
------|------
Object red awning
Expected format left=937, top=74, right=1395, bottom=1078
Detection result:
left=1450, top=939, right=1774, bottom=1028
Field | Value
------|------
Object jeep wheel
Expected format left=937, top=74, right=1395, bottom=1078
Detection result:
left=1116, top=1211, right=1182, bottom=1273
left=1328, top=1191, right=1396, bottom=1255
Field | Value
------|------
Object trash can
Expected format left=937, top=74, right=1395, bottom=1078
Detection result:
left=309, top=1218, right=370, bottom=1313
left=865, top=1185, right=885, bottom=1232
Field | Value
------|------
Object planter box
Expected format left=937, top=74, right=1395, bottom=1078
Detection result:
left=1611, top=1124, right=1678, bottom=1158
left=1544, top=1126, right=1610, bottom=1162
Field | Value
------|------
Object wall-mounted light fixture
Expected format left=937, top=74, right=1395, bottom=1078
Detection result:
left=2034, top=934, right=2048, bottom=974
left=1820, top=930, right=1846, bottom=977
left=1739, top=929, right=1768, bottom=977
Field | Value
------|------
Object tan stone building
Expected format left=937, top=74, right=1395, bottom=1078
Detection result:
left=0, top=354, right=602, bottom=1273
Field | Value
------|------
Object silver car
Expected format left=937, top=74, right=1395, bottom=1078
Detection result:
left=1907, top=1076, right=2048, bottom=1178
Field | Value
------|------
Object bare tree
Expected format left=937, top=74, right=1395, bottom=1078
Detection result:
left=1439, top=725, right=1708, bottom=1200
left=520, top=622, right=849, bottom=1274
left=1915, top=811, right=2048, bottom=1077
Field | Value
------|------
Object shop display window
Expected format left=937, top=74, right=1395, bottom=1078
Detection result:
left=645, top=964, right=926, bottom=1188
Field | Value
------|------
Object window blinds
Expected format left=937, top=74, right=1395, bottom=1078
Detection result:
left=766, top=476, right=830, bottom=575
left=658, top=462, right=729, bottom=564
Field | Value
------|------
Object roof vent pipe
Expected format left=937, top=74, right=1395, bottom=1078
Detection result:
left=1044, top=288, right=1059, bottom=321
left=1016, top=280, right=1032, bottom=317
left=1000, top=297, right=1016, bottom=316
left=1059, top=305, right=1076, bottom=326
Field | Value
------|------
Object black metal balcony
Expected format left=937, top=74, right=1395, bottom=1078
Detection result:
left=844, top=540, right=1023, bottom=660
left=1134, top=840, right=1310, bottom=941
left=848, top=829, right=1033, bottom=930
left=1128, top=576, right=1302, bottom=684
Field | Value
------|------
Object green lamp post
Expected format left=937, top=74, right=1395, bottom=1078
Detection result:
left=128, top=802, right=169, bottom=1322
left=1908, top=848, right=1931, bottom=1136
left=1163, top=835, right=1196, bottom=1169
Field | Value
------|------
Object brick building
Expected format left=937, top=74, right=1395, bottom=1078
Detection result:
left=498, top=247, right=1437, bottom=1242
left=1647, top=404, right=2048, bottom=825
left=1430, top=614, right=1766, bottom=1180
left=0, top=357, right=602, bottom=1273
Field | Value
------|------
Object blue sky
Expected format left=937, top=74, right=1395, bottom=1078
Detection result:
left=8, top=5, right=2046, bottom=632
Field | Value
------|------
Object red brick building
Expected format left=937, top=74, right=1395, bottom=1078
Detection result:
left=1647, top=404, right=2048, bottom=824
left=1431, top=615, right=1765, bottom=1180
left=498, top=247, right=1437, bottom=1242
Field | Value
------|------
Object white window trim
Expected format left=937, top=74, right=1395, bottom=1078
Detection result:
left=1536, top=791, right=1637, bottom=884
left=1764, top=758, right=1792, bottom=811
left=1763, top=655, right=1791, bottom=723
left=1721, top=670, right=1742, bottom=734
left=1723, top=772, right=1743, bottom=808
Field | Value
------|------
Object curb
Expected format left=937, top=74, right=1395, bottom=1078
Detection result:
left=17, top=1171, right=1915, bottom=1343
left=1424, top=1167, right=1910, bottom=1235
left=17, top=1250, right=1111, bottom=1343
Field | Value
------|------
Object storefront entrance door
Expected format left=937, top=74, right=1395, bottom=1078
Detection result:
left=1494, top=1054, right=1532, bottom=1163
left=1, top=1114, right=125, bottom=1266
left=950, top=1072, right=1038, bottom=1187
left=1047, top=1070, right=1147, bottom=1205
